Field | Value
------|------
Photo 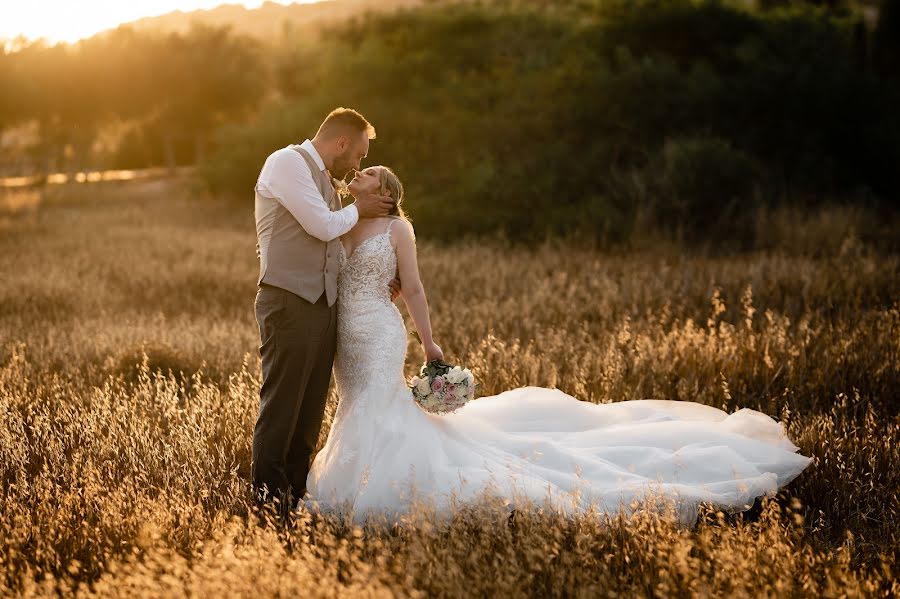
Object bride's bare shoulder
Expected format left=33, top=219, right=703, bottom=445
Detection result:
left=388, top=217, right=415, bottom=246
left=388, top=217, right=413, bottom=233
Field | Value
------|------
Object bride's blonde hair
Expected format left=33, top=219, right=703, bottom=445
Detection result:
left=374, top=165, right=410, bottom=222
left=337, top=165, right=410, bottom=222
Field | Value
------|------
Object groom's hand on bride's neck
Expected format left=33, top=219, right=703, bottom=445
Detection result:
left=355, top=190, right=395, bottom=218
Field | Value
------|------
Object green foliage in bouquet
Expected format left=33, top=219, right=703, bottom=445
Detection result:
left=420, top=359, right=453, bottom=382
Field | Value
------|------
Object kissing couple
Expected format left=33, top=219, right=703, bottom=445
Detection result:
left=251, top=107, right=811, bottom=524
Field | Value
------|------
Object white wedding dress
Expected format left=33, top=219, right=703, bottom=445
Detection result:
left=306, top=221, right=812, bottom=525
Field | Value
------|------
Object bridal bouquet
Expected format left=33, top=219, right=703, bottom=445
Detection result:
left=409, top=359, right=475, bottom=414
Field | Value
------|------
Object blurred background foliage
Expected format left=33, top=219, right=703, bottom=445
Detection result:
left=1, top=0, right=898, bottom=247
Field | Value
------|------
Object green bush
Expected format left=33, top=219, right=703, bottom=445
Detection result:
left=199, top=0, right=900, bottom=244
left=652, top=137, right=761, bottom=247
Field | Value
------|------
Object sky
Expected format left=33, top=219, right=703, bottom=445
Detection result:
left=0, top=1, right=319, bottom=43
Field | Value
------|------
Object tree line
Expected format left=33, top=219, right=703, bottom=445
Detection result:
left=0, top=25, right=266, bottom=177
left=202, top=0, right=900, bottom=245
left=1, top=0, right=898, bottom=246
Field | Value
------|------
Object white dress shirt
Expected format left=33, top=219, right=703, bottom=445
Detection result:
left=255, top=139, right=359, bottom=242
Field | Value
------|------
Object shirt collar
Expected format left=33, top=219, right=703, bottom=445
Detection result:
left=299, top=139, right=327, bottom=173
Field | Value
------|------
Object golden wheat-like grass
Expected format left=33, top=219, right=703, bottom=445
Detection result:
left=0, top=179, right=897, bottom=596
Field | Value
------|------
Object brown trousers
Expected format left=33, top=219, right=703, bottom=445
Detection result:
left=252, top=284, right=337, bottom=504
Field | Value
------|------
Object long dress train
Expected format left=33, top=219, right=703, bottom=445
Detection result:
left=306, top=220, right=812, bottom=524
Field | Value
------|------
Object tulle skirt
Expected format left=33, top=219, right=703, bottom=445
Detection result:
left=306, top=385, right=813, bottom=525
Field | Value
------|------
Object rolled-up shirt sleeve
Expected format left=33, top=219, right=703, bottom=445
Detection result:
left=260, top=150, right=359, bottom=242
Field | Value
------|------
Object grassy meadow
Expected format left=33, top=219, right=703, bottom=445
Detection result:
left=0, top=177, right=898, bottom=597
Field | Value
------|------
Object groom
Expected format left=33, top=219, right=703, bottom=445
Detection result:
left=252, top=107, right=396, bottom=508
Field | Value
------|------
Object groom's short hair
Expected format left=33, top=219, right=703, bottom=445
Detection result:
left=317, top=108, right=376, bottom=140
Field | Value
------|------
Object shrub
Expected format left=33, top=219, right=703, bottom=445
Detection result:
left=199, top=0, right=900, bottom=244
left=651, top=136, right=762, bottom=247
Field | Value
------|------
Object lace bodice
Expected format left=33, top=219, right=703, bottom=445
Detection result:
left=337, top=228, right=397, bottom=307
left=331, top=220, right=409, bottom=424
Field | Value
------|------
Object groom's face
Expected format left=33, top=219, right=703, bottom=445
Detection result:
left=331, top=132, right=370, bottom=180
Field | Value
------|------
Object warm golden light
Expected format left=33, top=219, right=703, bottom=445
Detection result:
left=0, top=1, right=315, bottom=44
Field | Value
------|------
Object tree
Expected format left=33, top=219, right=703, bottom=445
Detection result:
left=875, top=0, right=900, bottom=79
left=146, top=25, right=268, bottom=172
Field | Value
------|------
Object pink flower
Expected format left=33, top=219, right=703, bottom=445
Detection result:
left=445, top=383, right=456, bottom=397
left=431, top=376, right=445, bottom=392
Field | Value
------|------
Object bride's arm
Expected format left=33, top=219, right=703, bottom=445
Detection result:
left=392, top=220, right=443, bottom=362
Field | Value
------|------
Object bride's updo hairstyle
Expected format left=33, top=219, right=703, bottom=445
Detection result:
left=375, top=165, right=410, bottom=222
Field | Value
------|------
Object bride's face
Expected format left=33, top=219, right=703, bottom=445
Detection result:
left=348, top=167, right=381, bottom=198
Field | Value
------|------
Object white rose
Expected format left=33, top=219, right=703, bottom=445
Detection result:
left=462, top=368, right=474, bottom=383
left=454, top=385, right=468, bottom=400
left=416, top=378, right=432, bottom=396
left=447, top=369, right=465, bottom=384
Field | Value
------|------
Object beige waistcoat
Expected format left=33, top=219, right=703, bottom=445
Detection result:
left=255, top=146, right=343, bottom=306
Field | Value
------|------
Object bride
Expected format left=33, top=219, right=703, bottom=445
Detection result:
left=306, top=166, right=812, bottom=525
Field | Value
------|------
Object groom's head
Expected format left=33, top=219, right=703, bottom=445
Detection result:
left=312, top=108, right=376, bottom=180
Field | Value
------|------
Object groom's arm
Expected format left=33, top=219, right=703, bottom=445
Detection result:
left=258, top=150, right=358, bottom=242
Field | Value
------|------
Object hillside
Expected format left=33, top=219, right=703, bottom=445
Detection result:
left=107, top=0, right=427, bottom=42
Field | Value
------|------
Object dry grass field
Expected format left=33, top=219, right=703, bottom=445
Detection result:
left=0, top=177, right=898, bottom=597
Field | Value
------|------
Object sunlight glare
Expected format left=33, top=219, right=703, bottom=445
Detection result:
left=1, top=1, right=315, bottom=44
